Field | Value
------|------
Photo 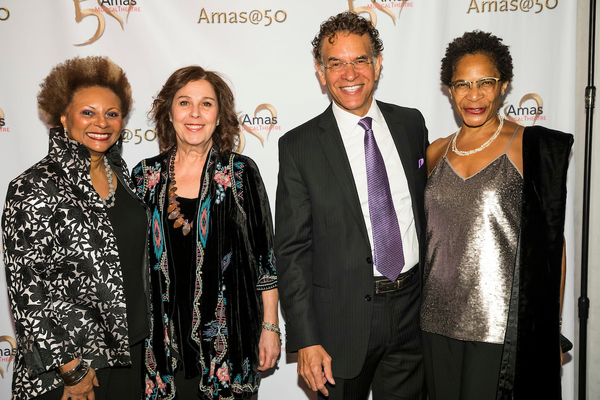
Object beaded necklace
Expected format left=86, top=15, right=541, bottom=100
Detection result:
left=100, top=156, right=116, bottom=208
left=452, top=115, right=504, bottom=156
left=167, top=147, right=193, bottom=236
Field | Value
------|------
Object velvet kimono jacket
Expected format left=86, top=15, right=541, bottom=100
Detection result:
left=497, top=126, right=573, bottom=399
left=132, top=147, right=277, bottom=400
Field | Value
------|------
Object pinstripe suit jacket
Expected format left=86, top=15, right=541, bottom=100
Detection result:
left=275, top=101, right=428, bottom=378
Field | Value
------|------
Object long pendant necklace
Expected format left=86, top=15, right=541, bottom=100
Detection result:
left=452, top=115, right=504, bottom=156
left=101, top=156, right=116, bottom=208
left=167, top=146, right=193, bottom=236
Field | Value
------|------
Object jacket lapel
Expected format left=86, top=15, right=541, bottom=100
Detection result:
left=378, top=101, right=423, bottom=238
left=317, top=106, right=370, bottom=246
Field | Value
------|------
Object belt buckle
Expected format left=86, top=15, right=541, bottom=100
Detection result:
left=375, top=271, right=412, bottom=294
left=375, top=279, right=398, bottom=294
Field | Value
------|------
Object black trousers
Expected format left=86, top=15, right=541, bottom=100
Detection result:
left=318, top=268, right=424, bottom=400
left=421, top=331, right=503, bottom=400
left=35, top=341, right=144, bottom=400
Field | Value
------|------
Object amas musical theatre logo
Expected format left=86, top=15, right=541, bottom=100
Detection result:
left=236, top=104, right=279, bottom=152
left=71, top=0, right=141, bottom=46
left=0, top=107, right=9, bottom=132
left=503, top=93, right=546, bottom=125
left=349, top=0, right=414, bottom=27
left=0, top=336, right=16, bottom=379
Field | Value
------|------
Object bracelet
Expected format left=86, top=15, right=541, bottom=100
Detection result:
left=63, top=360, right=90, bottom=386
left=57, top=358, right=81, bottom=378
left=262, top=321, right=281, bottom=335
left=58, top=358, right=90, bottom=386
left=65, top=365, right=89, bottom=387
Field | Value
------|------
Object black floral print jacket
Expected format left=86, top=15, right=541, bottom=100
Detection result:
left=2, top=128, right=148, bottom=399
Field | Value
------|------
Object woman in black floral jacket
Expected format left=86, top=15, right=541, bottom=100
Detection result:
left=133, top=66, right=279, bottom=400
left=2, top=56, right=150, bottom=400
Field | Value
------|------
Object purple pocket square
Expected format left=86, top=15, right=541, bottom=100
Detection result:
left=418, top=158, right=424, bottom=169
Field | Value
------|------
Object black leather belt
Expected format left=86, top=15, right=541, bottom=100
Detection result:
left=374, top=265, right=418, bottom=294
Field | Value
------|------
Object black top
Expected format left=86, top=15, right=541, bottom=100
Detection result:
left=105, top=180, right=149, bottom=345
left=166, top=195, right=200, bottom=378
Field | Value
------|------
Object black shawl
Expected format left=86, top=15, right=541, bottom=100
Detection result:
left=497, top=126, right=573, bottom=399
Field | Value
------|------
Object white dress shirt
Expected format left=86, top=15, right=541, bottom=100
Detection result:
left=332, top=99, right=418, bottom=276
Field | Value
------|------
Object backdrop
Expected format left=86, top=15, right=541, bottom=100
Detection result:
left=0, top=1, right=577, bottom=399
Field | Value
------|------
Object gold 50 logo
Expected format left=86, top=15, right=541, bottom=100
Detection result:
left=198, top=8, right=286, bottom=26
left=349, top=0, right=412, bottom=27
left=0, top=7, right=9, bottom=21
left=122, top=128, right=156, bottom=145
left=0, top=335, right=16, bottom=379
left=72, top=0, right=138, bottom=46
left=236, top=104, right=278, bottom=152
left=503, top=93, right=545, bottom=126
left=468, top=0, right=558, bottom=13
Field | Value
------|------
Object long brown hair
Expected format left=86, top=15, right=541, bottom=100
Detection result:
left=151, top=66, right=239, bottom=154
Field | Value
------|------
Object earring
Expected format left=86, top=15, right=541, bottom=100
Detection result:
left=64, top=127, right=67, bottom=135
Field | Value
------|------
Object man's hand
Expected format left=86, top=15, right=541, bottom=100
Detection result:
left=298, top=345, right=335, bottom=396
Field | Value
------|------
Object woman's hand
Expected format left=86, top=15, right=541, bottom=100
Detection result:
left=259, top=288, right=280, bottom=371
left=61, top=368, right=99, bottom=400
left=258, top=329, right=281, bottom=371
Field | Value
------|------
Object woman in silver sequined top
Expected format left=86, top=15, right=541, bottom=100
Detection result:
left=420, top=31, right=571, bottom=400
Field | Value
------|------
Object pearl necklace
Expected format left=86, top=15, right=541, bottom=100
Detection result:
left=101, top=156, right=116, bottom=208
left=167, top=147, right=193, bottom=236
left=452, top=115, right=504, bottom=156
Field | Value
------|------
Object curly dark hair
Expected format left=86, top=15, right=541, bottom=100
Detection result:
left=151, top=66, right=239, bottom=154
left=441, top=30, right=514, bottom=86
left=37, top=56, right=132, bottom=128
left=312, top=11, right=384, bottom=66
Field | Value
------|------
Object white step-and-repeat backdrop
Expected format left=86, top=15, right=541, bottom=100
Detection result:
left=0, top=1, right=577, bottom=399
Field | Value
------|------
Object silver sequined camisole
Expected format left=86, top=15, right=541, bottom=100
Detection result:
left=420, top=128, right=523, bottom=344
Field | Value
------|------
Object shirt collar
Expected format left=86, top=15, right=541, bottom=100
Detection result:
left=331, top=98, right=384, bottom=137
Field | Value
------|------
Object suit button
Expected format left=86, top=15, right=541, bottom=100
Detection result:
left=365, top=295, right=372, bottom=301
left=366, top=257, right=372, bottom=264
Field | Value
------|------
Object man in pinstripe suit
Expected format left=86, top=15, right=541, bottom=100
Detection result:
left=275, top=11, right=427, bottom=400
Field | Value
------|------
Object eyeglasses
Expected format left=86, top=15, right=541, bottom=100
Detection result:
left=450, top=77, right=501, bottom=95
left=323, top=59, right=374, bottom=73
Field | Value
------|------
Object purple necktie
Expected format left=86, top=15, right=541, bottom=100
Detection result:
left=359, top=117, right=405, bottom=281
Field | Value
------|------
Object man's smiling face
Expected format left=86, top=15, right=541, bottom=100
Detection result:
left=316, top=32, right=382, bottom=117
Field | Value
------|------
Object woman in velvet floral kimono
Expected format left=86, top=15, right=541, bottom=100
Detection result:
left=133, top=66, right=280, bottom=400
